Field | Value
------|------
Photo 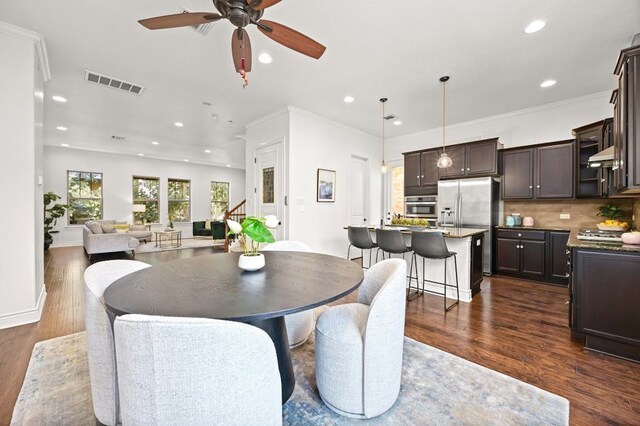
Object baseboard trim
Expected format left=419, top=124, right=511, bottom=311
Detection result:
left=50, top=241, right=82, bottom=248
left=0, top=285, right=48, bottom=330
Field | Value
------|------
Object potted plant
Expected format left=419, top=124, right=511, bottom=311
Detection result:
left=596, top=204, right=629, bottom=230
left=44, top=192, right=68, bottom=250
left=227, top=215, right=280, bottom=271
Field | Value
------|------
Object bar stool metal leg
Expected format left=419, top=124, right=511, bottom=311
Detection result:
left=347, top=244, right=352, bottom=261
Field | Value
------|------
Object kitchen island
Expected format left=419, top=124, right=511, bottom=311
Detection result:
left=567, top=230, right=640, bottom=362
left=345, top=226, right=486, bottom=302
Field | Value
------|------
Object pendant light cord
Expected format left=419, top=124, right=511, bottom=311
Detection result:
left=442, top=78, right=446, bottom=153
left=380, top=98, right=387, bottom=168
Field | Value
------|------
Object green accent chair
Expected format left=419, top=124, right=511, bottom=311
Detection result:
left=192, top=221, right=226, bottom=239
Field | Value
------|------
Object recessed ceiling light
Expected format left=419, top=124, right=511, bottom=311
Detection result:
left=226, top=164, right=231, bottom=167
left=524, top=20, right=546, bottom=34
left=258, top=53, right=272, bottom=64
left=393, top=120, right=402, bottom=126
left=183, top=159, right=189, bottom=162
left=540, top=79, right=556, bottom=88
left=343, top=96, right=355, bottom=103
left=138, top=153, right=144, bottom=157
left=204, top=149, right=211, bottom=153
left=56, top=126, right=68, bottom=131
left=52, top=95, right=67, bottom=103
left=60, top=143, right=70, bottom=147
left=151, top=141, right=159, bottom=145
left=174, top=122, right=184, bottom=127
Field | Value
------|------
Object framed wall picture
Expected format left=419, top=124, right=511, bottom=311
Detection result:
left=317, top=169, right=336, bottom=202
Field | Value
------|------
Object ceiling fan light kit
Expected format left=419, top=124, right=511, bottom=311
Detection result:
left=139, top=0, right=326, bottom=87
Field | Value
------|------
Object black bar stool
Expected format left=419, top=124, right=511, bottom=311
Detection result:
left=375, top=229, right=411, bottom=263
left=347, top=226, right=377, bottom=269
left=408, top=231, right=459, bottom=311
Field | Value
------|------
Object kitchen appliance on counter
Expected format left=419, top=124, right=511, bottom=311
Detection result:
left=523, top=216, right=534, bottom=227
left=577, top=229, right=624, bottom=242
left=437, top=177, right=500, bottom=274
left=404, top=195, right=438, bottom=227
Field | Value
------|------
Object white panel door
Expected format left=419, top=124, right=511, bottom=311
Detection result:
left=349, top=156, right=369, bottom=225
left=255, top=143, right=284, bottom=241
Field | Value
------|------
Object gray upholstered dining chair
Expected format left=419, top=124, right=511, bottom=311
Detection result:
left=262, top=240, right=315, bottom=348
left=114, top=314, right=282, bottom=426
left=83, top=259, right=151, bottom=426
left=347, top=226, right=377, bottom=269
left=315, top=259, right=406, bottom=419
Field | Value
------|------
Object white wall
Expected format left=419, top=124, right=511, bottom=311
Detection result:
left=386, top=91, right=613, bottom=159
left=0, top=23, right=48, bottom=329
left=288, top=108, right=382, bottom=256
left=45, top=146, right=246, bottom=246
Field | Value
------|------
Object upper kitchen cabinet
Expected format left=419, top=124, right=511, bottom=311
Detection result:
left=611, top=45, right=640, bottom=194
left=403, top=148, right=439, bottom=195
left=572, top=119, right=613, bottom=198
left=501, top=140, right=575, bottom=200
left=439, top=138, right=502, bottom=179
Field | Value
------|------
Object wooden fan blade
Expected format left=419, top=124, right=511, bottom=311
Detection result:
left=257, top=20, right=325, bottom=59
left=253, top=0, right=282, bottom=10
left=232, top=29, right=252, bottom=72
left=139, top=12, right=221, bottom=30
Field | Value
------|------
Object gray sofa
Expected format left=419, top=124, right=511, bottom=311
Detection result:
left=83, top=220, right=140, bottom=259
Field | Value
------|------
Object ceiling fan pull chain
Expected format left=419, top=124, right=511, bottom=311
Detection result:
left=239, top=42, right=249, bottom=88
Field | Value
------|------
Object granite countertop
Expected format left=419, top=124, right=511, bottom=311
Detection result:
left=345, top=225, right=487, bottom=239
left=567, top=230, right=640, bottom=253
left=495, top=225, right=572, bottom=232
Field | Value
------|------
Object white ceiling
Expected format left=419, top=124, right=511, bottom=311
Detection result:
left=1, top=0, right=638, bottom=168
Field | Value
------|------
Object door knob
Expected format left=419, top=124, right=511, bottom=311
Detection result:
left=529, top=185, right=533, bottom=189
left=467, top=168, right=470, bottom=171
left=537, top=185, right=541, bottom=189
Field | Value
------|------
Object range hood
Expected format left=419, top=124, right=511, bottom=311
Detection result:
left=587, top=146, right=614, bottom=168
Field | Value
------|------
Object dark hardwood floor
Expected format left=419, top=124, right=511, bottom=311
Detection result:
left=1, top=247, right=639, bottom=425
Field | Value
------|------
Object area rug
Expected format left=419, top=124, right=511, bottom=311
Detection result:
left=11, top=332, right=569, bottom=425
left=135, top=237, right=225, bottom=254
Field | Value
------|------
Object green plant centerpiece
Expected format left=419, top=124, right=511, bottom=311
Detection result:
left=390, top=217, right=431, bottom=228
left=596, top=204, right=629, bottom=230
left=44, top=192, right=68, bottom=250
left=227, top=215, right=279, bottom=271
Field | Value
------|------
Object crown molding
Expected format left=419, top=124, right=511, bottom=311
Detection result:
left=244, top=108, right=289, bottom=129
left=0, top=21, right=51, bottom=82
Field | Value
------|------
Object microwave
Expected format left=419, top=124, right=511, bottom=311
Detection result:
left=404, top=196, right=438, bottom=218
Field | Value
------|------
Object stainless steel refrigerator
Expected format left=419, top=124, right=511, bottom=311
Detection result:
left=437, top=177, right=500, bottom=274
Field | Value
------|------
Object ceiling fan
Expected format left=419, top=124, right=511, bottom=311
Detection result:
left=139, top=0, right=326, bottom=86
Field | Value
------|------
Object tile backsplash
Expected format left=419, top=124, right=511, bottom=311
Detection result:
left=503, top=199, right=636, bottom=230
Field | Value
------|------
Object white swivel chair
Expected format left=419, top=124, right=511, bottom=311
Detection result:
left=315, top=259, right=406, bottom=419
left=262, top=240, right=315, bottom=348
left=83, top=259, right=151, bottom=426
left=114, top=314, right=282, bottom=426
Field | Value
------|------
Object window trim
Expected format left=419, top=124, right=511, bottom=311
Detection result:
left=67, top=170, right=104, bottom=225
left=168, top=178, right=191, bottom=223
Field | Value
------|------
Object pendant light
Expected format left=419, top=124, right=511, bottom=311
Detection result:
left=437, top=76, right=453, bottom=169
left=380, top=97, right=388, bottom=174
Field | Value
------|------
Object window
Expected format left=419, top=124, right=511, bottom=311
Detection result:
left=262, top=167, right=274, bottom=204
left=168, top=179, right=191, bottom=222
left=67, top=171, right=103, bottom=224
left=132, top=176, right=160, bottom=224
left=211, top=181, right=229, bottom=219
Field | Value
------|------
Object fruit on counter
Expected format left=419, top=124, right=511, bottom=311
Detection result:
left=598, top=220, right=628, bottom=228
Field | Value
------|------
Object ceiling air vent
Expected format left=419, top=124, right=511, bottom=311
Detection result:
left=111, top=135, right=126, bottom=141
left=85, top=70, right=145, bottom=95
left=181, top=8, right=215, bottom=36
left=384, top=114, right=397, bottom=120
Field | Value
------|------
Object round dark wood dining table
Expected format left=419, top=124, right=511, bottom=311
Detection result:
left=103, top=251, right=364, bottom=403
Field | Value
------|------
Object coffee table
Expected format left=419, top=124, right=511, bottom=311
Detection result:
left=154, top=230, right=182, bottom=248
left=104, top=251, right=364, bottom=403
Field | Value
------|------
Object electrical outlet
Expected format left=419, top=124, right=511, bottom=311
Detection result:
left=560, top=213, right=571, bottom=220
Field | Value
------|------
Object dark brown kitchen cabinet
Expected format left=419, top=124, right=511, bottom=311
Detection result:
left=572, top=119, right=613, bottom=198
left=439, top=138, right=501, bottom=179
left=495, top=229, right=545, bottom=278
left=536, top=142, right=574, bottom=198
left=571, top=248, right=640, bottom=362
left=495, top=228, right=568, bottom=285
left=501, top=140, right=574, bottom=200
left=502, top=148, right=534, bottom=199
left=611, top=45, right=640, bottom=194
left=403, top=149, right=439, bottom=195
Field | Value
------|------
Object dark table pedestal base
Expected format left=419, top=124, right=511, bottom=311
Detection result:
left=248, top=316, right=295, bottom=404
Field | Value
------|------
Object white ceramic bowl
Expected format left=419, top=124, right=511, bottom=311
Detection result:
left=596, top=224, right=628, bottom=231
left=621, top=232, right=640, bottom=245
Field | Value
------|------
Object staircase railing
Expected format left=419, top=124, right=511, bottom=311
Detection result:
left=224, top=199, right=246, bottom=252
